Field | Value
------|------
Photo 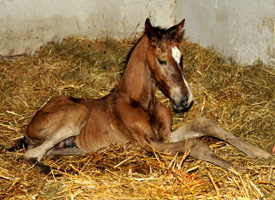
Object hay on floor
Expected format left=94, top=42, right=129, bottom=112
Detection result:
left=0, top=36, right=274, bottom=199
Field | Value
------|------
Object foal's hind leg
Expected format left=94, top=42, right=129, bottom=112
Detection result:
left=24, top=124, right=85, bottom=161
left=169, top=117, right=271, bottom=158
left=24, top=99, right=89, bottom=162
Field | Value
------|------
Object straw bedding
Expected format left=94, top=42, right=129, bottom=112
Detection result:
left=0, top=36, right=274, bottom=199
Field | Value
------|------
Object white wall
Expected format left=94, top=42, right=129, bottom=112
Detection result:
left=0, top=0, right=176, bottom=55
left=176, top=0, right=275, bottom=65
left=0, top=0, right=274, bottom=65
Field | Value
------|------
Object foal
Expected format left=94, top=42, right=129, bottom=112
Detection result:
left=24, top=18, right=271, bottom=172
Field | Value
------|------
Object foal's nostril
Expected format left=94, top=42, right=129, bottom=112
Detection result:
left=181, top=94, right=188, bottom=108
left=172, top=94, right=190, bottom=112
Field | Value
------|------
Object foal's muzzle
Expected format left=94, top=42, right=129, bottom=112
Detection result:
left=172, top=94, right=192, bottom=112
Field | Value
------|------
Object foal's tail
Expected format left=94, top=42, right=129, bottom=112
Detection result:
left=6, top=136, right=28, bottom=152
left=7, top=136, right=64, bottom=175
left=6, top=137, right=52, bottom=174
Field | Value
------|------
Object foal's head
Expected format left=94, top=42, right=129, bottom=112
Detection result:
left=145, top=18, right=193, bottom=112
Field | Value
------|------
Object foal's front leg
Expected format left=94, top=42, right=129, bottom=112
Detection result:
left=151, top=100, right=173, bottom=141
left=150, top=103, right=239, bottom=170
left=148, top=138, right=238, bottom=170
left=168, top=117, right=271, bottom=159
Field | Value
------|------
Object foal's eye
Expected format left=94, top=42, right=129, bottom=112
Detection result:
left=158, top=59, right=167, bottom=65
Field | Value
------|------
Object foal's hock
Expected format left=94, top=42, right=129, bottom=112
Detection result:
left=24, top=18, right=271, bottom=172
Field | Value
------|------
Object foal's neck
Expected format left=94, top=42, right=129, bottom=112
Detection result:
left=116, top=35, right=156, bottom=111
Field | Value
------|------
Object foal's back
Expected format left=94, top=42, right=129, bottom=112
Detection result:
left=27, top=92, right=134, bottom=152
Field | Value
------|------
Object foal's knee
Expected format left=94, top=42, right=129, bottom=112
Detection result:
left=187, top=117, right=224, bottom=135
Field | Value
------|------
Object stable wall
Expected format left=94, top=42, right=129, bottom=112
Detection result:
left=0, top=0, right=274, bottom=65
left=176, top=0, right=275, bottom=65
left=0, top=0, right=176, bottom=55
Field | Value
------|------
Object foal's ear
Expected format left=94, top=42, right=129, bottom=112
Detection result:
left=168, top=19, right=185, bottom=42
left=145, top=18, right=155, bottom=38
left=145, top=18, right=160, bottom=46
left=145, top=18, right=153, bottom=33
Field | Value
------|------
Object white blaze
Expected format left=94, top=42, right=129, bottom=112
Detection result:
left=172, top=46, right=181, bottom=65
left=172, top=46, right=193, bottom=106
left=183, top=77, right=193, bottom=106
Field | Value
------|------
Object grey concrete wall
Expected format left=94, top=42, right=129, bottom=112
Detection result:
left=0, top=0, right=176, bottom=55
left=176, top=0, right=275, bottom=65
left=0, top=0, right=274, bottom=65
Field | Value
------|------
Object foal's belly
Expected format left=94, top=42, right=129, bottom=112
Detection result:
left=74, top=106, right=130, bottom=153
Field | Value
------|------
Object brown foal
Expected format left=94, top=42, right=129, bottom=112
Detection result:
left=24, top=18, right=271, bottom=172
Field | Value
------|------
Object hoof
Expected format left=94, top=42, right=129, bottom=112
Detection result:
left=252, top=149, right=272, bottom=159
left=26, top=158, right=52, bottom=174
left=24, top=149, right=43, bottom=162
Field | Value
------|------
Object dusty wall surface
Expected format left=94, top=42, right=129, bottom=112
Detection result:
left=0, top=0, right=274, bottom=65
left=176, top=0, right=275, bottom=65
left=0, top=0, right=176, bottom=55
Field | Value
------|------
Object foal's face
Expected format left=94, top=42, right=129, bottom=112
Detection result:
left=150, top=42, right=193, bottom=112
left=145, top=18, right=193, bottom=112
